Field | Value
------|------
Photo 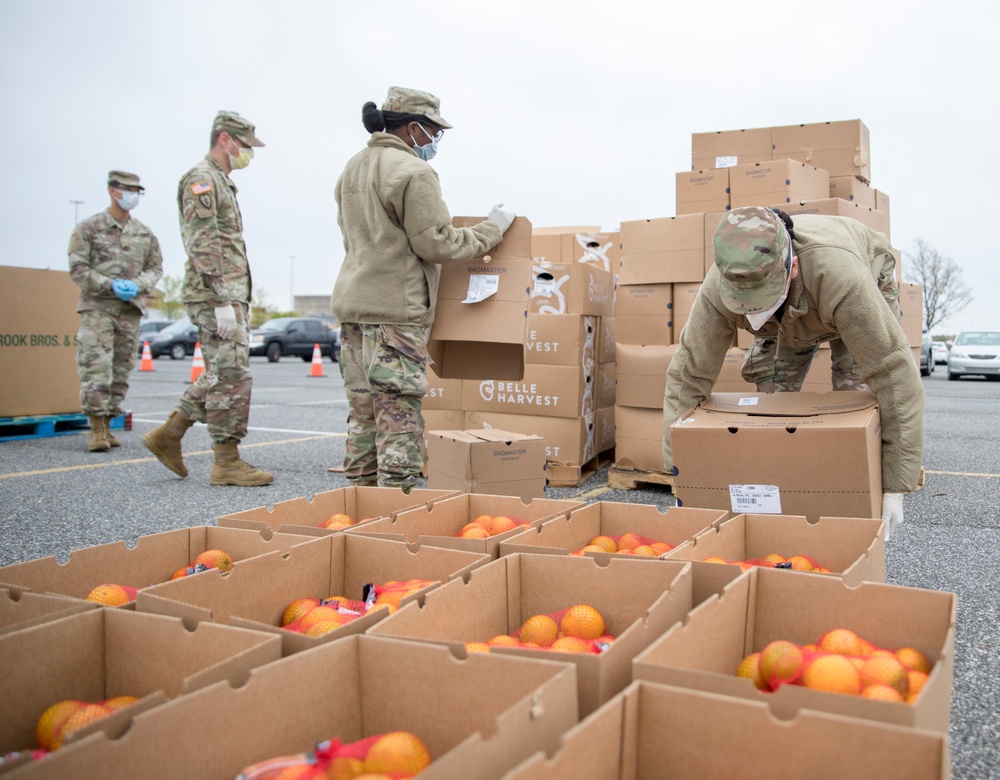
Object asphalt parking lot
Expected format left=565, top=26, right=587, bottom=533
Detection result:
left=1, top=358, right=997, bottom=778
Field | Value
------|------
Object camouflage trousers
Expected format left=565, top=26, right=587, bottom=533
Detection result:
left=177, top=302, right=252, bottom=444
left=76, top=307, right=141, bottom=416
left=338, top=323, right=429, bottom=490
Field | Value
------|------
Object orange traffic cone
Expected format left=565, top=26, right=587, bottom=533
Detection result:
left=308, top=343, right=326, bottom=377
left=140, top=341, right=155, bottom=372
left=187, top=342, right=205, bottom=384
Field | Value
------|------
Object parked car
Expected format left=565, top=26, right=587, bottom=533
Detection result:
left=932, top=341, right=949, bottom=365
left=947, top=329, right=1000, bottom=380
left=919, top=331, right=932, bottom=377
left=249, top=317, right=340, bottom=363
left=139, top=320, right=173, bottom=336
left=137, top=317, right=200, bottom=360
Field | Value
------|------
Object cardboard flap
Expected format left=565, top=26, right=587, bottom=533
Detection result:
left=698, top=390, right=878, bottom=417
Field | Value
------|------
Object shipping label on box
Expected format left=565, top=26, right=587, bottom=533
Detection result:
left=530, top=262, right=614, bottom=317
left=619, top=214, right=705, bottom=285
left=729, top=159, right=830, bottom=209
left=676, top=168, right=731, bottom=215
left=672, top=392, right=882, bottom=520
left=466, top=410, right=596, bottom=465
left=462, top=364, right=595, bottom=420
left=429, top=216, right=533, bottom=380
left=691, top=127, right=773, bottom=171
left=426, top=429, right=547, bottom=499
left=829, top=175, right=877, bottom=209
left=776, top=198, right=890, bottom=243
left=424, top=364, right=465, bottom=410
left=771, top=119, right=871, bottom=182
left=526, top=314, right=596, bottom=368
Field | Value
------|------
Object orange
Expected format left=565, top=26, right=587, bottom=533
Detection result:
left=907, top=671, right=929, bottom=703
left=578, top=545, right=606, bottom=554
left=860, top=655, right=909, bottom=698
left=327, top=757, right=365, bottom=780
left=193, top=549, right=234, bottom=571
left=703, top=556, right=729, bottom=564
left=857, top=638, right=876, bottom=656
left=298, top=605, right=342, bottom=628
left=616, top=532, right=643, bottom=551
left=650, top=542, right=673, bottom=554
left=560, top=604, right=606, bottom=640
left=85, top=583, right=135, bottom=606
left=472, top=514, right=494, bottom=529
left=489, top=515, right=518, bottom=535
left=761, top=553, right=786, bottom=566
left=366, top=603, right=396, bottom=616
left=170, top=567, right=190, bottom=580
left=785, top=556, right=815, bottom=572
left=304, top=620, right=343, bottom=638
left=758, top=640, right=804, bottom=690
left=802, top=654, right=861, bottom=695
left=465, top=642, right=491, bottom=654
left=550, top=636, right=593, bottom=653
left=487, top=635, right=520, bottom=647
left=36, top=700, right=83, bottom=750
left=632, top=545, right=659, bottom=557
left=52, top=702, right=112, bottom=749
left=282, top=598, right=321, bottom=626
left=518, top=614, right=559, bottom=647
left=590, top=535, right=618, bottom=553
left=102, top=696, right=139, bottom=712
left=459, top=526, right=490, bottom=540
left=862, top=684, right=905, bottom=702
left=735, top=652, right=767, bottom=691
left=363, top=731, right=431, bottom=776
left=321, top=513, right=355, bottom=529
left=895, top=647, right=932, bottom=674
left=819, top=628, right=863, bottom=657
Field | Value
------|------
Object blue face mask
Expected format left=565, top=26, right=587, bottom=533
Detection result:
left=409, top=123, right=441, bottom=162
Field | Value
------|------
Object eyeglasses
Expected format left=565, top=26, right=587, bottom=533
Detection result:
left=421, top=124, right=444, bottom=143
left=111, top=184, right=144, bottom=194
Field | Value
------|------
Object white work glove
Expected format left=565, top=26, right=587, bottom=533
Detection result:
left=214, top=304, right=239, bottom=341
left=488, top=203, right=516, bottom=234
left=881, top=492, right=904, bottom=542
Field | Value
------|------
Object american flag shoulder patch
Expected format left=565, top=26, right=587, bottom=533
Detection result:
left=190, top=180, right=212, bottom=195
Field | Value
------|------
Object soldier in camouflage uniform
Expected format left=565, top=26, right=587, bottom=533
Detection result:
left=332, top=87, right=516, bottom=490
left=68, top=170, right=163, bottom=452
left=142, top=111, right=272, bottom=486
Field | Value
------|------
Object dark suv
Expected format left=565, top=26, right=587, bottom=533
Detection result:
left=249, top=317, right=340, bottom=363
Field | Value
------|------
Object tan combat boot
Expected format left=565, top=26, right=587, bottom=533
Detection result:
left=105, top=417, right=120, bottom=448
left=141, top=409, right=195, bottom=477
left=87, top=416, right=110, bottom=452
left=210, top=441, right=274, bottom=486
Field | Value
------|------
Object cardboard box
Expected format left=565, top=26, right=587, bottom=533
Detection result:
left=137, top=534, right=488, bottom=656
left=0, top=526, right=317, bottom=600
left=771, top=119, right=871, bottom=182
left=665, top=512, right=885, bottom=586
left=729, top=159, right=830, bottom=209
left=497, top=501, right=728, bottom=559
left=619, top=214, right=705, bottom=285
left=876, top=188, right=891, bottom=217
left=777, top=198, right=890, bottom=242
left=613, top=406, right=666, bottom=473
left=671, top=392, right=882, bottom=520
left=466, top=410, right=597, bottom=466
left=425, top=429, right=547, bottom=499
left=691, top=127, right=773, bottom=171
left=0, top=608, right=282, bottom=759
left=424, top=364, right=465, bottom=411
left=462, top=365, right=595, bottom=420
left=615, top=344, right=672, bottom=409
left=526, top=314, right=596, bottom=368
left=829, top=175, right=877, bottom=209
left=503, top=679, right=950, bottom=780
left=428, top=216, right=533, bottom=380
left=632, top=566, right=956, bottom=733
left=676, top=168, right=730, bottom=214
left=367, top=552, right=695, bottom=717
left=711, top=348, right=758, bottom=393
left=597, top=316, right=616, bottom=363
left=615, top=284, right=673, bottom=346
left=899, top=282, right=924, bottom=347
left=596, top=405, right=616, bottom=454
left=0, top=587, right=96, bottom=638
left=0, top=266, right=82, bottom=417
left=216, top=486, right=458, bottom=537
left=530, top=262, right=614, bottom=317
left=671, top=282, right=702, bottom=323
left=16, top=635, right=579, bottom=780
left=346, top=492, right=585, bottom=558
left=531, top=230, right=620, bottom=273
left=596, top=362, right=616, bottom=409
left=703, top=210, right=727, bottom=274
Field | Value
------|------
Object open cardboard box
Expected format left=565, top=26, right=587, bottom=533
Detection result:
left=464, top=410, right=596, bottom=469
left=136, top=534, right=489, bottom=656
left=502, top=679, right=949, bottom=780
left=367, top=552, right=712, bottom=717
left=671, top=391, right=882, bottom=520
left=215, top=485, right=458, bottom=536
left=498, top=501, right=727, bottom=561
left=632, top=566, right=955, bottom=732
left=0, top=587, right=97, bottom=638
left=7, top=634, right=579, bottom=780
left=0, top=526, right=318, bottom=603
left=0, top=608, right=281, bottom=767
left=665, top=512, right=885, bottom=586
left=347, top=492, right=585, bottom=559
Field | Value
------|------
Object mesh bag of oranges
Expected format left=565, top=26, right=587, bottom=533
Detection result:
left=455, top=514, right=531, bottom=539
left=317, top=512, right=359, bottom=530
left=735, top=627, right=932, bottom=703
left=236, top=730, right=430, bottom=779
left=571, top=532, right=673, bottom=557
left=84, top=549, right=237, bottom=606
left=466, top=603, right=616, bottom=655
left=281, top=579, right=439, bottom=637
left=702, top=553, right=832, bottom=573
left=34, top=696, right=140, bottom=753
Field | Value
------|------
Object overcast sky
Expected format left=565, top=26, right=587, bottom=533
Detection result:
left=1, top=0, right=994, bottom=335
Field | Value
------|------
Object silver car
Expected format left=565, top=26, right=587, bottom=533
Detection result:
left=947, top=330, right=1000, bottom=381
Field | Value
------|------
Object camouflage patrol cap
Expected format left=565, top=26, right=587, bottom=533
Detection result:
left=212, top=111, right=265, bottom=147
left=382, top=86, right=453, bottom=129
left=107, top=170, right=144, bottom=192
left=714, top=207, right=792, bottom=315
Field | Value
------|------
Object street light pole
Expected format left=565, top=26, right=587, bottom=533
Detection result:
left=70, top=200, right=84, bottom=227
left=289, top=256, right=296, bottom=313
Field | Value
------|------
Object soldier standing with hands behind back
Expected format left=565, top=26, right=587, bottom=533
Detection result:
left=142, top=111, right=272, bottom=486
left=68, top=171, right=163, bottom=452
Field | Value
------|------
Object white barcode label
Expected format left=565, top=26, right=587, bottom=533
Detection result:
left=729, top=484, right=782, bottom=514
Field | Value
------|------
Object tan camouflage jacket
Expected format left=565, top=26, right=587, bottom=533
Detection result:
left=177, top=154, right=251, bottom=306
left=664, top=215, right=924, bottom=494
left=68, top=209, right=163, bottom=316
left=332, top=133, right=503, bottom=327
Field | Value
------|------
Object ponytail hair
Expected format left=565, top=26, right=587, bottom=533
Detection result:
left=362, top=101, right=434, bottom=134
left=771, top=208, right=796, bottom=242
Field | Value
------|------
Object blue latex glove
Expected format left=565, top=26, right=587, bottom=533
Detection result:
left=111, top=279, right=138, bottom=301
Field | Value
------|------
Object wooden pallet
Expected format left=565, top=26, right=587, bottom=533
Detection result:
left=608, top=464, right=675, bottom=491
left=546, top=448, right=615, bottom=488
left=0, top=413, right=126, bottom=443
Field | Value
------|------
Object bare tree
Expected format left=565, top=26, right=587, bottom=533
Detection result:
left=154, top=274, right=185, bottom=320
left=903, top=239, right=973, bottom=331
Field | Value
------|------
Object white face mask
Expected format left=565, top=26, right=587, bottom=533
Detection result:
left=745, top=261, right=793, bottom=330
left=115, top=190, right=141, bottom=211
left=409, top=123, right=441, bottom=162
left=228, top=141, right=254, bottom=170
